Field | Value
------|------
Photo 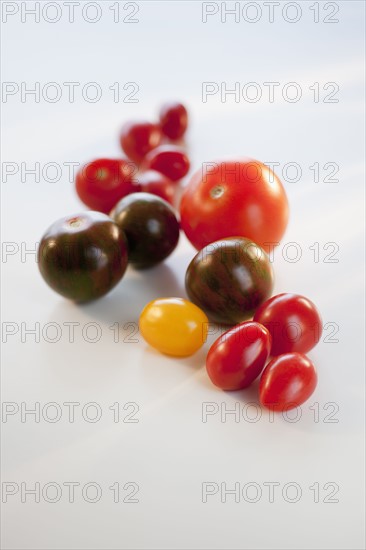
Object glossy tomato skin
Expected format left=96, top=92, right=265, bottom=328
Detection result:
left=259, top=353, right=317, bottom=411
left=180, top=159, right=289, bottom=253
left=120, top=121, right=162, bottom=163
left=143, top=145, right=190, bottom=181
left=206, top=322, right=271, bottom=390
left=111, top=192, right=180, bottom=269
left=254, top=293, right=322, bottom=356
left=159, top=102, right=188, bottom=140
left=38, top=212, right=128, bottom=302
left=139, top=297, right=208, bottom=356
left=185, top=237, right=274, bottom=325
left=75, top=158, right=136, bottom=214
left=137, top=170, right=175, bottom=205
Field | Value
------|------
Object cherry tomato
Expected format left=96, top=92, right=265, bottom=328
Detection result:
left=38, top=212, right=128, bottom=302
left=180, top=159, right=289, bottom=253
left=159, top=102, right=188, bottom=140
left=75, top=158, right=135, bottom=214
left=139, top=298, right=208, bottom=356
left=137, top=170, right=175, bottom=205
left=254, top=293, right=322, bottom=356
left=143, top=145, right=190, bottom=181
left=259, top=353, right=317, bottom=411
left=185, top=237, right=274, bottom=325
left=111, top=192, right=180, bottom=269
left=206, top=322, right=271, bottom=390
left=120, top=121, right=162, bottom=163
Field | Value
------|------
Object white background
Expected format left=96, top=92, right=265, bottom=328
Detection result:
left=1, top=1, right=365, bottom=549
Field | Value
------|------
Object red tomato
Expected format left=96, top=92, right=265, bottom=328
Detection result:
left=180, top=159, right=289, bottom=252
left=120, top=121, right=162, bottom=163
left=143, top=145, right=190, bottom=181
left=259, top=353, right=317, bottom=411
left=75, top=158, right=135, bottom=213
left=206, top=322, right=271, bottom=390
left=137, top=170, right=175, bottom=205
left=254, top=293, right=322, bottom=355
left=159, top=102, right=188, bottom=140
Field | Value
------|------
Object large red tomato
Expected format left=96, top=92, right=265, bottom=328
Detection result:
left=180, top=159, right=289, bottom=252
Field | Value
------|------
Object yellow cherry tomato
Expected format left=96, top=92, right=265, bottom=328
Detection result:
left=139, top=297, right=209, bottom=357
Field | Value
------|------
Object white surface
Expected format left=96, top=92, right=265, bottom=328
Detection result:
left=1, top=2, right=365, bottom=549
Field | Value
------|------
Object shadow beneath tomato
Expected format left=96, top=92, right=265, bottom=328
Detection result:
left=78, top=262, right=186, bottom=326
left=227, top=379, right=262, bottom=406
left=141, top=341, right=207, bottom=370
left=196, top=368, right=263, bottom=400
left=171, top=344, right=208, bottom=370
left=136, top=261, right=187, bottom=299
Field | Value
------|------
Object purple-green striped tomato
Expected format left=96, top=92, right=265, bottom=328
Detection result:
left=185, top=237, right=274, bottom=325
left=38, top=212, right=128, bottom=302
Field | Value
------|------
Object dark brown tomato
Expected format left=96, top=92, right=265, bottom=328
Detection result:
left=38, top=212, right=128, bottom=302
left=111, top=192, right=180, bottom=269
left=185, top=237, right=274, bottom=325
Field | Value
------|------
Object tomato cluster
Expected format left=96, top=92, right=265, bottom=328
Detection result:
left=204, top=296, right=321, bottom=410
left=76, top=102, right=189, bottom=213
left=38, top=100, right=322, bottom=414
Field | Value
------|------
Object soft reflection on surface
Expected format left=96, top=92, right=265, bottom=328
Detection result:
left=232, top=264, right=254, bottom=291
left=147, top=219, right=161, bottom=235
left=244, top=340, right=263, bottom=365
